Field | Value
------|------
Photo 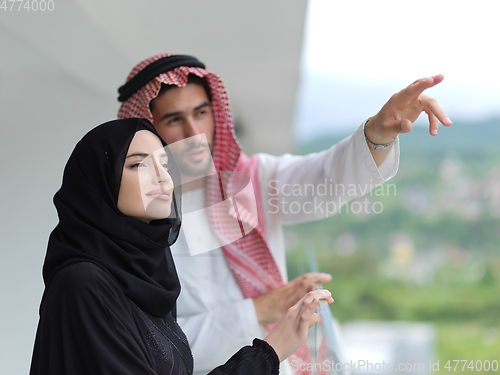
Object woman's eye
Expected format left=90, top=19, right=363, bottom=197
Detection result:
left=130, top=162, right=147, bottom=168
left=162, top=164, right=169, bottom=170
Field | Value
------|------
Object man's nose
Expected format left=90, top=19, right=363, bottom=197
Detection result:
left=184, top=118, right=202, bottom=138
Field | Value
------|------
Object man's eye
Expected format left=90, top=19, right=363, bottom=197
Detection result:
left=196, top=110, right=206, bottom=116
left=168, top=117, right=181, bottom=125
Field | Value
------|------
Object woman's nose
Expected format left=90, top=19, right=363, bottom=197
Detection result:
left=152, top=159, right=171, bottom=185
left=157, top=168, right=171, bottom=185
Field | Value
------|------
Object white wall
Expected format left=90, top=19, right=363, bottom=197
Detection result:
left=0, top=25, right=122, bottom=374
left=0, top=1, right=306, bottom=372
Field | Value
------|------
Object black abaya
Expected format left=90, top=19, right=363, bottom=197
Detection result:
left=29, top=119, right=279, bottom=375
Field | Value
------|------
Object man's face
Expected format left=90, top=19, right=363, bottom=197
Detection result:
left=150, top=83, right=215, bottom=178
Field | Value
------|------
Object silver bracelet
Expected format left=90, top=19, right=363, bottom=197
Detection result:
left=363, top=117, right=396, bottom=151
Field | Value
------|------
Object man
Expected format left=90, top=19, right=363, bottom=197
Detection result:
left=117, top=54, right=451, bottom=375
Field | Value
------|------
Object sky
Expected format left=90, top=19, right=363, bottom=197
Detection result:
left=294, top=0, right=500, bottom=140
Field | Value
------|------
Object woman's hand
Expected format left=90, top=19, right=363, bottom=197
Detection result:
left=263, top=289, right=334, bottom=362
left=253, top=272, right=332, bottom=325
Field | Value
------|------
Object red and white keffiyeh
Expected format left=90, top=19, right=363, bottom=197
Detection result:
left=118, top=53, right=323, bottom=375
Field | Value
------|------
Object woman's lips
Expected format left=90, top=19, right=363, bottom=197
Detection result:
left=146, top=189, right=171, bottom=201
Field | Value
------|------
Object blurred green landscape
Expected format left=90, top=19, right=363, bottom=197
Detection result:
left=287, top=118, right=500, bottom=373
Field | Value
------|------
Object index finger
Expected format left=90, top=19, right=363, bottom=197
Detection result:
left=397, top=74, right=444, bottom=103
left=307, top=289, right=334, bottom=305
left=303, top=272, right=332, bottom=282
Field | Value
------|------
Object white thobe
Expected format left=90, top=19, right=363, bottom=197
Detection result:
left=170, top=121, right=400, bottom=375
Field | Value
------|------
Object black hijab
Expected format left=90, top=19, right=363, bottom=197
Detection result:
left=42, top=118, right=182, bottom=317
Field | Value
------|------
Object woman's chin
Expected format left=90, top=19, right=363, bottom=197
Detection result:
left=145, top=201, right=172, bottom=220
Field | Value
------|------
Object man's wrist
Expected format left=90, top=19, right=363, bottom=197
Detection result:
left=364, top=117, right=396, bottom=151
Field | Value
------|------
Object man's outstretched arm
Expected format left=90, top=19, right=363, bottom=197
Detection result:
left=252, top=75, right=452, bottom=327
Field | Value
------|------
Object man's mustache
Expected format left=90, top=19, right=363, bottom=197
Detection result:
left=178, top=142, right=210, bottom=156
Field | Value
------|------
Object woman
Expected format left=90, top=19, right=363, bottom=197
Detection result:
left=30, top=118, right=333, bottom=374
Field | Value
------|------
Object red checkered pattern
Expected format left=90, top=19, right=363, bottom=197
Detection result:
left=118, top=54, right=322, bottom=375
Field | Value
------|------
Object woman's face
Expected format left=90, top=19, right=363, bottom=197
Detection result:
left=117, top=130, right=174, bottom=223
